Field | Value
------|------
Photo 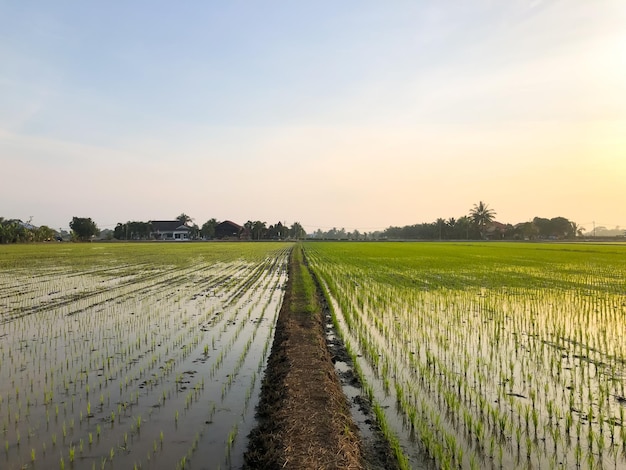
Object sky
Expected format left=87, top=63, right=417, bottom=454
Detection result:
left=1, top=1, right=625, bottom=234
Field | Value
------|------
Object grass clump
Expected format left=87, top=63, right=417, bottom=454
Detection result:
left=289, top=245, right=318, bottom=316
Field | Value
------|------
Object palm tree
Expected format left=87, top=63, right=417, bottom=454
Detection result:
left=176, top=213, right=193, bottom=225
left=456, top=216, right=472, bottom=240
left=570, top=221, right=584, bottom=238
left=201, top=218, right=218, bottom=239
left=446, top=218, right=457, bottom=239
left=290, top=222, right=306, bottom=239
left=436, top=218, right=446, bottom=240
left=469, top=201, right=496, bottom=239
left=251, top=221, right=267, bottom=240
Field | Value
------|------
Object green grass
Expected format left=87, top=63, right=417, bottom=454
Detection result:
left=289, top=245, right=318, bottom=316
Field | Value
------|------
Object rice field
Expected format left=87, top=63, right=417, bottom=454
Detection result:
left=0, top=242, right=290, bottom=470
left=305, top=241, right=626, bottom=469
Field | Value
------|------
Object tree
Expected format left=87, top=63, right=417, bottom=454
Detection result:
left=34, top=225, right=56, bottom=242
left=571, top=222, right=584, bottom=238
left=251, top=221, right=267, bottom=240
left=502, top=223, right=516, bottom=239
left=532, top=217, right=551, bottom=238
left=289, top=222, right=306, bottom=239
left=113, top=221, right=152, bottom=240
left=176, top=213, right=193, bottom=225
left=69, top=217, right=99, bottom=241
left=113, top=223, right=126, bottom=240
left=189, top=223, right=200, bottom=240
left=436, top=218, right=446, bottom=240
left=201, top=219, right=219, bottom=239
left=455, top=216, right=473, bottom=240
left=514, top=221, right=539, bottom=240
left=550, top=217, right=575, bottom=239
left=533, top=216, right=576, bottom=239
left=243, top=221, right=254, bottom=239
left=469, top=201, right=496, bottom=239
left=0, top=218, right=26, bottom=243
left=267, top=221, right=286, bottom=239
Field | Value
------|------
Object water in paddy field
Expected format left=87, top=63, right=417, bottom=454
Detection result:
left=316, top=259, right=626, bottom=470
left=324, top=296, right=435, bottom=470
left=0, top=249, right=289, bottom=470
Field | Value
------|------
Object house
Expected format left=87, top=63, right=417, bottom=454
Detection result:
left=484, top=221, right=508, bottom=240
left=215, top=220, right=243, bottom=239
left=150, top=221, right=191, bottom=241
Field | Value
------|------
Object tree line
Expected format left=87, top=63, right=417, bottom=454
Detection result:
left=378, top=216, right=580, bottom=241
left=1, top=214, right=307, bottom=243
left=241, top=220, right=306, bottom=240
left=0, top=218, right=58, bottom=244
left=0, top=216, right=102, bottom=243
left=312, top=202, right=583, bottom=241
left=112, top=214, right=307, bottom=241
left=0, top=202, right=594, bottom=243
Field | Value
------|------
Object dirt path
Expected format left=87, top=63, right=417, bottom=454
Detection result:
left=244, top=245, right=363, bottom=469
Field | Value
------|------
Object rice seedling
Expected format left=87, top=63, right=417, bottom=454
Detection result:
left=305, top=241, right=626, bottom=469
left=0, top=242, right=291, bottom=469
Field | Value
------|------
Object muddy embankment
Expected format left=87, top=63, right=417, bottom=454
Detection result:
left=244, top=245, right=400, bottom=469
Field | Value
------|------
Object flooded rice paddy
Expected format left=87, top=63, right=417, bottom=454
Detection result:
left=0, top=242, right=290, bottom=470
left=4, top=240, right=626, bottom=469
left=306, top=241, right=626, bottom=469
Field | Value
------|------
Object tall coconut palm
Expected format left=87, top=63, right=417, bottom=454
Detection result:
left=469, top=201, right=496, bottom=239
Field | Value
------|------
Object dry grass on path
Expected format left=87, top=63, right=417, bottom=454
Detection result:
left=245, top=246, right=363, bottom=470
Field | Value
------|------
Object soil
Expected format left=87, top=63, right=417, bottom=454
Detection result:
left=244, top=247, right=400, bottom=470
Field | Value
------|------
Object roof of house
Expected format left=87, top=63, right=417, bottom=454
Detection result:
left=485, top=221, right=507, bottom=232
left=18, top=221, right=37, bottom=230
left=216, top=220, right=242, bottom=230
left=150, top=220, right=191, bottom=232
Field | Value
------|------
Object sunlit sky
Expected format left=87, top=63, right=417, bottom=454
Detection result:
left=2, top=1, right=625, bottom=234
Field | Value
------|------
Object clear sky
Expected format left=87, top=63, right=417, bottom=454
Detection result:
left=2, top=1, right=625, bottom=234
